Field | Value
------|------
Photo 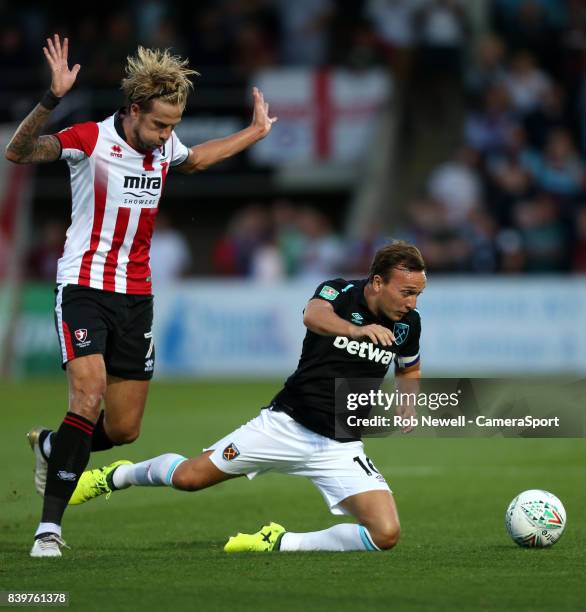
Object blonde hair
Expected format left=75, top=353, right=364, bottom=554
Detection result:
left=121, top=47, right=199, bottom=110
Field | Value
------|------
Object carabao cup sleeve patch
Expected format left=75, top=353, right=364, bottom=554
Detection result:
left=319, top=285, right=339, bottom=301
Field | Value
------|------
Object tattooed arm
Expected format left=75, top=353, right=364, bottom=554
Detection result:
left=5, top=106, right=61, bottom=163
left=5, top=34, right=80, bottom=164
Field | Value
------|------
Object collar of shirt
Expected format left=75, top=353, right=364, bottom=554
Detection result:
left=114, top=108, right=127, bottom=142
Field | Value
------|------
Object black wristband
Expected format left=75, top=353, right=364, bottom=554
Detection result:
left=40, top=89, right=61, bottom=110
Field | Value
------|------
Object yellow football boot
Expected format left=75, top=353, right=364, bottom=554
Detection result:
left=69, top=460, right=132, bottom=505
left=224, top=522, right=286, bottom=552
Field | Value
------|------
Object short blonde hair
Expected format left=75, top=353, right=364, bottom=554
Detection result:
left=121, top=47, right=199, bottom=110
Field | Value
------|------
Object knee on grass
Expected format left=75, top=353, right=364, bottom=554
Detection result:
left=369, top=522, right=400, bottom=550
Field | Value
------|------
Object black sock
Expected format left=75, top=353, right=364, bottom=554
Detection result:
left=91, top=410, right=114, bottom=451
left=40, top=412, right=94, bottom=527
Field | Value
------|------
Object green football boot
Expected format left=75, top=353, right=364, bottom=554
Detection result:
left=69, top=460, right=132, bottom=505
left=224, top=522, right=286, bottom=552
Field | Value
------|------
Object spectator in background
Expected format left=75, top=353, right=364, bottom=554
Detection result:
left=503, top=50, right=552, bottom=116
left=232, top=19, right=277, bottom=76
left=512, top=194, right=567, bottom=271
left=465, top=83, right=517, bottom=155
left=133, top=0, right=169, bottom=44
left=493, top=0, right=565, bottom=72
left=339, top=16, right=390, bottom=70
left=523, top=83, right=571, bottom=150
left=415, top=0, right=469, bottom=78
left=465, top=33, right=507, bottom=107
left=344, top=223, right=388, bottom=276
left=485, top=125, right=533, bottom=225
left=523, top=128, right=586, bottom=199
left=71, top=17, right=101, bottom=90
left=147, top=19, right=188, bottom=58
left=275, top=0, right=333, bottom=66
left=427, top=145, right=482, bottom=223
left=250, top=235, right=285, bottom=282
left=365, top=0, right=418, bottom=78
left=186, top=6, right=233, bottom=70
left=399, top=198, right=469, bottom=273
left=28, top=221, right=66, bottom=282
left=495, top=227, right=526, bottom=273
left=212, top=204, right=271, bottom=276
left=212, top=218, right=240, bottom=276
left=0, top=25, right=33, bottom=89
left=460, top=209, right=498, bottom=273
left=150, top=213, right=192, bottom=287
left=90, top=13, right=136, bottom=86
left=271, top=200, right=305, bottom=277
left=296, top=207, right=344, bottom=279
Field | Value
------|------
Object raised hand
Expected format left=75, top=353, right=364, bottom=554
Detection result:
left=349, top=324, right=396, bottom=347
left=250, top=87, right=277, bottom=138
left=43, top=34, right=81, bottom=98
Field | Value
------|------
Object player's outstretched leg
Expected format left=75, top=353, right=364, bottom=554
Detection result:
left=225, top=490, right=399, bottom=553
left=69, top=451, right=237, bottom=505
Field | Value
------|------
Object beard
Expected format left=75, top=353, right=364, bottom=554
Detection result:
left=133, top=128, right=159, bottom=152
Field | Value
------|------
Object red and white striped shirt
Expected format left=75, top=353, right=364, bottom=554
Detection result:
left=54, top=110, right=189, bottom=295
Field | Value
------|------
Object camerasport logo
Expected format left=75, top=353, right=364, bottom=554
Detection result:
left=74, top=328, right=91, bottom=348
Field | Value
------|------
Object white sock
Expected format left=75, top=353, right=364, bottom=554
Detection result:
left=112, top=453, right=186, bottom=489
left=42, top=432, right=53, bottom=459
left=35, top=522, right=61, bottom=538
left=279, top=524, right=380, bottom=552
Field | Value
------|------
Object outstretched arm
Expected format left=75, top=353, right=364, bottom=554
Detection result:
left=5, top=35, right=81, bottom=164
left=175, top=87, right=277, bottom=173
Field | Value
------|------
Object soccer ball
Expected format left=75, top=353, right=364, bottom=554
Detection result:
left=505, top=489, right=566, bottom=548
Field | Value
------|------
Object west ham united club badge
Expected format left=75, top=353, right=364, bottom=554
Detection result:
left=222, top=443, right=240, bottom=461
left=393, top=322, right=409, bottom=345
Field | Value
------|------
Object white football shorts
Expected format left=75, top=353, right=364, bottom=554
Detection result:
left=206, top=408, right=391, bottom=515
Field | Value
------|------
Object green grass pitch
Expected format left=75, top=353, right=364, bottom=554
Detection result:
left=1, top=379, right=584, bottom=611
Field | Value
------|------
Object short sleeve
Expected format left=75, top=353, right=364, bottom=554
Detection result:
left=395, top=312, right=421, bottom=369
left=311, top=278, right=353, bottom=314
left=54, top=122, right=99, bottom=162
left=169, top=130, right=190, bottom=167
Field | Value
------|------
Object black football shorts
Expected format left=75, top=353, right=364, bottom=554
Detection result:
left=54, top=284, right=155, bottom=380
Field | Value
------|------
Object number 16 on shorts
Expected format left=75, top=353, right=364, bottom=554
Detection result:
left=353, top=455, right=385, bottom=481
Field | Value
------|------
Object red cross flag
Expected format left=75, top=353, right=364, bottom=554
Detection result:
left=249, top=68, right=392, bottom=166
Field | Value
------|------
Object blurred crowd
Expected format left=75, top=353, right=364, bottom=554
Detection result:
left=401, top=0, right=586, bottom=273
left=208, top=0, right=586, bottom=276
left=0, top=0, right=478, bottom=88
left=12, top=0, right=586, bottom=278
left=211, top=0, right=586, bottom=276
left=211, top=201, right=384, bottom=282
